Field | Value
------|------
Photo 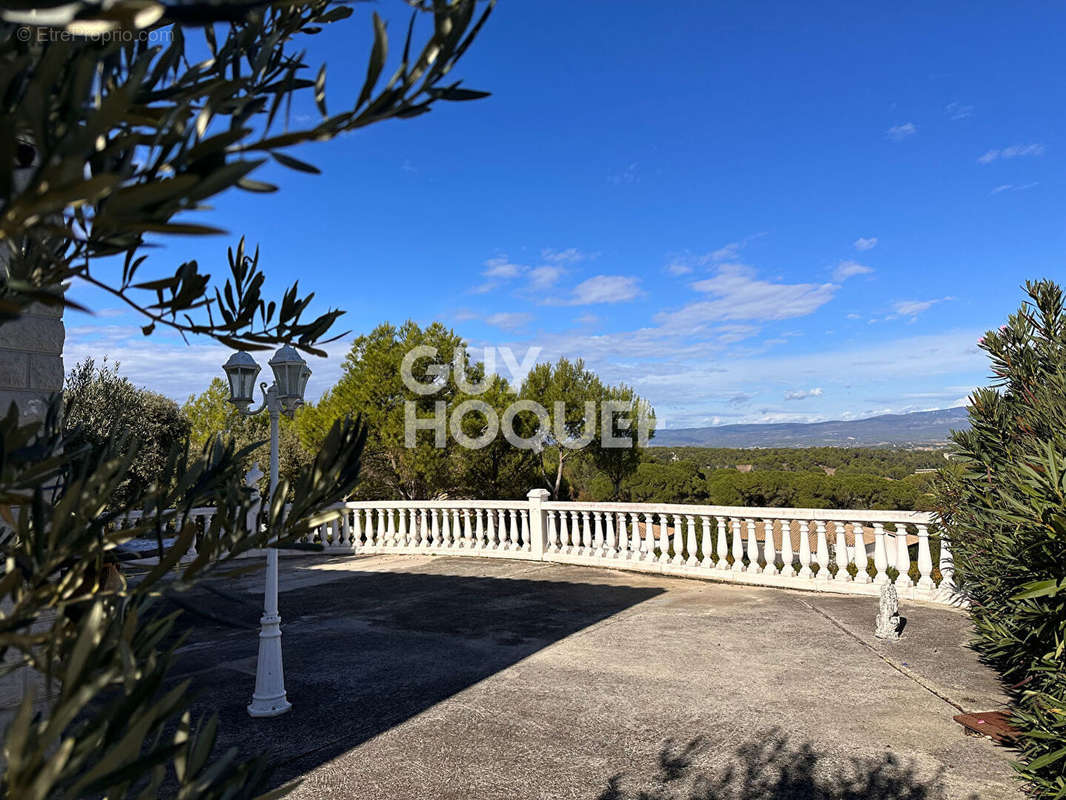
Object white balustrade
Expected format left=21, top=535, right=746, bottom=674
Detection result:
left=123, top=495, right=953, bottom=604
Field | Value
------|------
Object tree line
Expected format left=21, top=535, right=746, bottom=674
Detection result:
left=71, top=325, right=941, bottom=512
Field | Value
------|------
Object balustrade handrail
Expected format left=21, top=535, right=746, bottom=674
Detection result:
left=339, top=499, right=529, bottom=511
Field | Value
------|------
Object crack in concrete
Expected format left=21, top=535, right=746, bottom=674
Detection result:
left=798, top=597, right=967, bottom=713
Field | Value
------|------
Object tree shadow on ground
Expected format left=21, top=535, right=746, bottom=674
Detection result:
left=160, top=557, right=664, bottom=792
left=596, top=730, right=974, bottom=800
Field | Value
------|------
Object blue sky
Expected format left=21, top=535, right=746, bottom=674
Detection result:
left=67, top=1, right=1066, bottom=428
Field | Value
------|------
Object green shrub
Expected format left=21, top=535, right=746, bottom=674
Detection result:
left=934, top=280, right=1066, bottom=797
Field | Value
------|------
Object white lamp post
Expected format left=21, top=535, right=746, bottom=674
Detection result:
left=223, top=344, right=311, bottom=718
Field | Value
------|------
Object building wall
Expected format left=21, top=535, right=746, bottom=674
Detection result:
left=0, top=145, right=65, bottom=419
left=0, top=302, right=64, bottom=418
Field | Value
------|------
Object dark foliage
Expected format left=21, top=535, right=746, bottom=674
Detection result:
left=934, top=280, right=1066, bottom=798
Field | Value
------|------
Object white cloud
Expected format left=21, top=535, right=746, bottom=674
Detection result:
left=482, top=256, right=523, bottom=279
left=666, top=261, right=693, bottom=276
left=990, top=182, right=1038, bottom=195
left=471, top=249, right=591, bottom=294
left=892, top=297, right=951, bottom=317
left=846, top=313, right=861, bottom=320
left=784, top=387, right=823, bottom=401
left=528, top=265, right=565, bottom=289
left=710, top=242, right=741, bottom=262
left=541, top=248, right=593, bottom=264
left=657, top=264, right=837, bottom=329
left=568, top=275, right=642, bottom=305
left=63, top=324, right=353, bottom=406
left=977, top=143, right=1045, bottom=164
left=853, top=236, right=878, bottom=251
left=433, top=322, right=987, bottom=428
left=886, top=123, right=917, bottom=141
left=832, top=260, right=873, bottom=281
left=483, top=312, right=533, bottom=330
left=945, top=102, right=973, bottom=120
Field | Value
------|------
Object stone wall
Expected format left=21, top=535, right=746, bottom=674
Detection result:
left=0, top=302, right=64, bottom=419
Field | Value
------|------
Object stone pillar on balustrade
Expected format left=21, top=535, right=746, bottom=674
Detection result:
left=526, top=488, right=550, bottom=560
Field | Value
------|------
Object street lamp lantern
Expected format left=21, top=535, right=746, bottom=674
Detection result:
left=268, top=344, right=311, bottom=413
left=222, top=351, right=261, bottom=409
left=222, top=341, right=314, bottom=719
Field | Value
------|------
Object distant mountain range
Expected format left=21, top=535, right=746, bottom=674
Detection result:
left=653, top=407, right=970, bottom=449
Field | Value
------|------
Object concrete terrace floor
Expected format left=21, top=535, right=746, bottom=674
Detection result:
left=168, top=554, right=1022, bottom=800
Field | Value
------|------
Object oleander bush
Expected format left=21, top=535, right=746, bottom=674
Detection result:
left=934, top=279, right=1066, bottom=798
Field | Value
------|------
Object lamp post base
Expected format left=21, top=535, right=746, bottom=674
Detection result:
left=247, top=611, right=291, bottom=718
left=247, top=694, right=292, bottom=718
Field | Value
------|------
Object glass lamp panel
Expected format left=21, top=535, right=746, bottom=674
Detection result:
left=240, top=368, right=258, bottom=400
left=269, top=344, right=307, bottom=400
left=296, top=366, right=311, bottom=399
left=223, top=352, right=260, bottom=404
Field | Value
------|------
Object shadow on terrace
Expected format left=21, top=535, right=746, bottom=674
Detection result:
left=596, top=732, right=972, bottom=800
left=160, top=557, right=665, bottom=792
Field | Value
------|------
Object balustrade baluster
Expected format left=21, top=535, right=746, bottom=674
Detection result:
left=699, top=517, right=713, bottom=568
left=429, top=508, right=439, bottom=548
left=815, top=521, right=830, bottom=582
left=377, top=509, right=390, bottom=550
left=394, top=509, right=403, bottom=546
left=363, top=509, right=375, bottom=546
left=727, top=518, right=742, bottom=572
left=779, top=521, right=795, bottom=576
left=557, top=510, right=570, bottom=552
left=833, top=522, right=850, bottom=581
left=628, top=513, right=640, bottom=559
left=451, top=510, right=461, bottom=549
left=762, top=520, right=777, bottom=575
left=496, top=509, right=506, bottom=550
left=894, top=523, right=914, bottom=588
left=341, top=510, right=352, bottom=551
left=797, top=522, right=812, bottom=579
left=715, top=516, right=729, bottom=570
left=915, top=524, right=934, bottom=590
left=460, top=509, right=471, bottom=548
left=670, top=514, right=684, bottom=565
left=351, top=508, right=363, bottom=550
left=851, top=522, right=869, bottom=583
left=657, top=514, right=671, bottom=564
left=508, top=509, right=519, bottom=550
left=746, top=519, right=760, bottom=573
left=471, top=508, right=482, bottom=550
left=593, top=512, right=604, bottom=554
left=485, top=508, right=496, bottom=550
left=938, top=534, right=955, bottom=591
left=642, top=513, right=655, bottom=562
left=521, top=510, right=531, bottom=552
left=438, top=508, right=450, bottom=547
left=872, top=522, right=889, bottom=583
left=605, top=512, right=617, bottom=556
left=685, top=515, right=698, bottom=566
left=581, top=511, right=592, bottom=554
